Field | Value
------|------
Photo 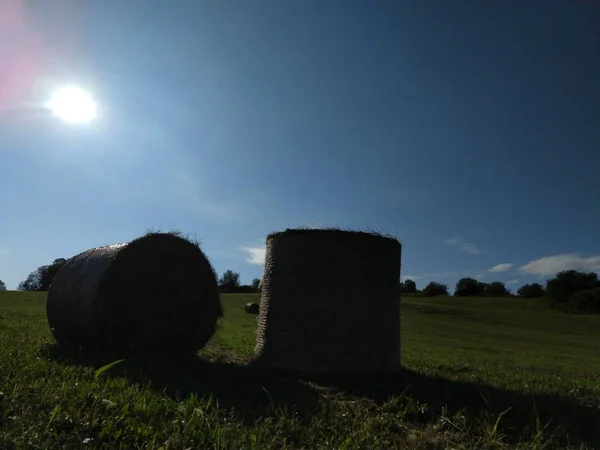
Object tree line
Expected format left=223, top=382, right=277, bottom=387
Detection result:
left=217, top=269, right=261, bottom=293
left=399, top=277, right=544, bottom=298
left=1, top=260, right=262, bottom=295
left=4, top=259, right=599, bottom=314
left=400, top=270, right=600, bottom=314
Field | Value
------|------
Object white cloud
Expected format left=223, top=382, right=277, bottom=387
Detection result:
left=446, top=238, right=482, bottom=255
left=506, top=280, right=519, bottom=285
left=489, top=263, right=513, bottom=272
left=414, top=271, right=462, bottom=280
left=242, top=247, right=266, bottom=266
left=519, top=253, right=600, bottom=276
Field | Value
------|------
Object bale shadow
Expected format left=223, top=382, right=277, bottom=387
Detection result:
left=41, top=343, right=320, bottom=425
left=42, top=343, right=600, bottom=447
left=308, top=368, right=600, bottom=448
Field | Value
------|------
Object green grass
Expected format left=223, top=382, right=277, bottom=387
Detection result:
left=0, top=290, right=599, bottom=449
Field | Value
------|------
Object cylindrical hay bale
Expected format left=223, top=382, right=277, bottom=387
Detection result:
left=253, top=228, right=402, bottom=375
left=46, top=232, right=222, bottom=355
left=245, top=302, right=260, bottom=314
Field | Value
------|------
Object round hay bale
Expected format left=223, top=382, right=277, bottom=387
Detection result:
left=253, top=228, right=402, bottom=375
left=245, top=302, right=260, bottom=314
left=46, top=232, right=222, bottom=355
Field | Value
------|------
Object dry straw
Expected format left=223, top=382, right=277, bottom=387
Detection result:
left=252, top=227, right=402, bottom=375
left=46, top=232, right=222, bottom=355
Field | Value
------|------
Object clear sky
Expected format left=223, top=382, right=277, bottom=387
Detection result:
left=1, top=0, right=599, bottom=291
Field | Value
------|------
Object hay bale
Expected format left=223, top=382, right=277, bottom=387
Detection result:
left=245, top=302, right=260, bottom=314
left=46, top=232, right=222, bottom=355
left=253, top=228, right=402, bottom=375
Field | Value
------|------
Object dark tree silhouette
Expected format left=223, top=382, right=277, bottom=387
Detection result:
left=403, top=279, right=417, bottom=294
left=219, top=269, right=241, bottom=293
left=251, top=278, right=261, bottom=292
left=454, top=277, right=485, bottom=296
left=17, top=258, right=68, bottom=291
left=484, top=281, right=510, bottom=297
left=0, top=280, right=6, bottom=291
left=517, top=283, right=545, bottom=298
left=568, top=288, right=600, bottom=314
left=422, top=282, right=448, bottom=297
left=546, top=270, right=598, bottom=312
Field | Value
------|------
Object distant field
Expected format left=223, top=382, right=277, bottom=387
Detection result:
left=0, top=291, right=599, bottom=449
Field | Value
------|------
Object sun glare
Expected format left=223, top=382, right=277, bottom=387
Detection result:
left=47, top=86, right=97, bottom=124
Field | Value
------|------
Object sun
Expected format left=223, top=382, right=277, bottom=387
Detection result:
left=47, top=86, right=97, bottom=124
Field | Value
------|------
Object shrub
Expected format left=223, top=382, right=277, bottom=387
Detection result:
left=546, top=270, right=598, bottom=311
left=454, top=277, right=485, bottom=296
left=568, top=288, right=600, bottom=314
left=483, top=281, right=510, bottom=297
left=403, top=279, right=417, bottom=293
left=517, top=283, right=544, bottom=298
left=422, top=282, right=448, bottom=297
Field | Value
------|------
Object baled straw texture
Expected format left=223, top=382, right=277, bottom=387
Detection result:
left=253, top=228, right=402, bottom=375
left=46, top=232, right=222, bottom=355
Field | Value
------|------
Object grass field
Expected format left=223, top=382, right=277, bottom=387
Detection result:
left=1, top=291, right=599, bottom=449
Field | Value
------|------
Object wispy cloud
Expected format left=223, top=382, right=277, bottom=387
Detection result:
left=242, top=247, right=266, bottom=266
left=420, top=271, right=462, bottom=280
left=519, top=254, right=600, bottom=276
left=446, top=238, right=482, bottom=255
left=489, top=263, right=513, bottom=272
left=506, top=280, right=519, bottom=285
left=172, top=171, right=235, bottom=219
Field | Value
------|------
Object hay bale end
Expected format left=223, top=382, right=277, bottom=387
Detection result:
left=245, top=302, right=260, bottom=314
left=46, top=232, right=222, bottom=355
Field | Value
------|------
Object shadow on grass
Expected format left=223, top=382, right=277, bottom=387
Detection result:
left=42, top=343, right=599, bottom=447
left=41, top=343, right=321, bottom=425
left=309, top=369, right=600, bottom=448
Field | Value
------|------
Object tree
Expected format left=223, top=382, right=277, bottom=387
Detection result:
left=403, top=279, right=417, bottom=294
left=218, top=269, right=241, bottom=293
left=517, top=283, right=544, bottom=298
left=17, top=258, right=68, bottom=291
left=568, top=288, right=600, bottom=314
left=454, top=277, right=485, bottom=296
left=484, top=281, right=510, bottom=297
left=0, top=280, right=6, bottom=291
left=422, top=282, right=448, bottom=297
left=252, top=278, right=261, bottom=292
left=546, top=270, right=598, bottom=311
left=17, top=271, right=41, bottom=291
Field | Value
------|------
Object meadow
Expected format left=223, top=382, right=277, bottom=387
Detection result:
left=0, top=291, right=599, bottom=449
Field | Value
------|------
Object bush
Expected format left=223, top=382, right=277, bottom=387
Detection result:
left=483, top=281, right=510, bottom=297
left=402, top=279, right=417, bottom=294
left=568, top=288, right=600, bottom=314
left=454, top=277, right=485, bottom=296
left=517, top=283, right=544, bottom=298
left=546, top=270, right=598, bottom=311
left=422, top=282, right=448, bottom=297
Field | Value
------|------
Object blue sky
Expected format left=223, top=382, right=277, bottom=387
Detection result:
left=1, top=0, right=599, bottom=291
